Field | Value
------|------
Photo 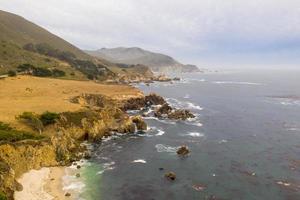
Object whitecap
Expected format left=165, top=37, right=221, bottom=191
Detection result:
left=102, top=161, right=115, bottom=171
left=218, top=139, right=228, bottom=144
left=97, top=170, right=104, bottom=175
left=186, top=132, right=205, bottom=137
left=132, top=159, right=147, bottom=164
left=166, top=98, right=203, bottom=111
left=155, top=144, right=178, bottom=153
left=156, top=129, right=165, bottom=136
left=143, top=116, right=176, bottom=125
left=184, top=94, right=190, bottom=99
left=212, top=81, right=261, bottom=85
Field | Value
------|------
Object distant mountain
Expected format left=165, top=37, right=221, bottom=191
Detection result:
left=85, top=47, right=200, bottom=73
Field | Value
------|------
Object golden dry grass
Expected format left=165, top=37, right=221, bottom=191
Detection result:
left=0, top=75, right=143, bottom=125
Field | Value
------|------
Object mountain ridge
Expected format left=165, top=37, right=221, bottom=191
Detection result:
left=85, top=47, right=200, bottom=73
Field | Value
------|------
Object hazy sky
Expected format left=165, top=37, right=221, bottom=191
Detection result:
left=1, top=0, right=300, bottom=68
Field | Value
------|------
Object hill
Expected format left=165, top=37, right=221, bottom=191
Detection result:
left=85, top=47, right=200, bottom=73
left=0, top=10, right=89, bottom=59
left=0, top=10, right=154, bottom=81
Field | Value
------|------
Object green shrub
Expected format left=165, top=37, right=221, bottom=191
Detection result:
left=0, top=129, right=44, bottom=142
left=0, top=121, right=44, bottom=142
left=40, top=111, right=59, bottom=126
left=52, top=69, right=66, bottom=77
left=17, top=63, right=35, bottom=73
left=17, top=112, right=44, bottom=134
left=0, top=192, right=7, bottom=200
left=32, top=67, right=52, bottom=77
left=0, top=122, right=12, bottom=131
left=7, top=70, right=16, bottom=77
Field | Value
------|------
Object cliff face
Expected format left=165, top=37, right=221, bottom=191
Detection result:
left=0, top=93, right=148, bottom=200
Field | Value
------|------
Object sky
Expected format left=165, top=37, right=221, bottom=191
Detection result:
left=1, top=0, right=300, bottom=68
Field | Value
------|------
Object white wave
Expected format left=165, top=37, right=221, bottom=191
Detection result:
left=218, top=139, right=228, bottom=144
left=166, top=98, right=203, bottom=111
left=103, top=161, right=115, bottom=171
left=63, top=182, right=85, bottom=190
left=184, top=94, right=190, bottom=99
left=97, top=170, right=104, bottom=175
left=132, top=159, right=147, bottom=164
left=156, top=129, right=165, bottom=136
left=212, top=81, right=261, bottom=85
left=280, top=100, right=300, bottom=106
left=187, top=102, right=203, bottom=110
left=155, top=144, right=178, bottom=153
left=143, top=116, right=176, bottom=125
left=186, top=132, right=205, bottom=137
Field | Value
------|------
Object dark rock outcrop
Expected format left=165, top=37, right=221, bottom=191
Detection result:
left=177, top=146, right=190, bottom=156
left=165, top=172, right=176, bottom=181
left=122, top=93, right=166, bottom=111
left=131, top=116, right=147, bottom=131
left=168, top=110, right=195, bottom=120
left=154, top=103, right=172, bottom=118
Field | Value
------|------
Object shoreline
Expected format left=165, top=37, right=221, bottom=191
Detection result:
left=15, top=167, right=74, bottom=200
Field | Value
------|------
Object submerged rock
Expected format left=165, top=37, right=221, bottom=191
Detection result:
left=176, top=146, right=190, bottom=156
left=165, top=172, right=176, bottom=181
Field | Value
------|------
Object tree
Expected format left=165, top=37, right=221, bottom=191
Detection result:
left=40, top=111, right=59, bottom=126
left=17, top=112, right=44, bottom=134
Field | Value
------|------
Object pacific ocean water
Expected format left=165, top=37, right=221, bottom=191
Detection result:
left=75, top=69, right=300, bottom=200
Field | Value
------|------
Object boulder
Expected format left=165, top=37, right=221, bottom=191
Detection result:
left=154, top=103, right=173, bottom=118
left=65, top=192, right=71, bottom=197
left=168, top=110, right=195, bottom=120
left=131, top=116, right=147, bottom=131
left=177, top=146, right=190, bottom=156
left=145, top=93, right=166, bottom=105
left=165, top=172, right=176, bottom=181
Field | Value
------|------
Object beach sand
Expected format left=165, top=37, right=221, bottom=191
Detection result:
left=15, top=167, right=73, bottom=200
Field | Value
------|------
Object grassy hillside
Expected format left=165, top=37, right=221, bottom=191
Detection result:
left=0, top=10, right=89, bottom=59
left=0, top=10, right=154, bottom=81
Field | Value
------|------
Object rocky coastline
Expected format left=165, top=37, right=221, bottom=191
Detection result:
left=0, top=90, right=194, bottom=199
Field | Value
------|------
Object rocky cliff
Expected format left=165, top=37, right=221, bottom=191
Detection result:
left=0, top=93, right=149, bottom=200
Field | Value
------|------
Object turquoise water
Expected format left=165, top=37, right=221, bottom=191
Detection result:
left=80, top=70, right=300, bottom=200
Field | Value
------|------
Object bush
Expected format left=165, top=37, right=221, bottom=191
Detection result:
left=0, top=122, right=12, bottom=131
left=7, top=70, right=16, bottom=77
left=17, top=63, right=35, bottom=73
left=32, top=67, right=52, bottom=77
left=40, top=111, right=59, bottom=126
left=52, top=69, right=66, bottom=77
left=0, top=192, right=7, bottom=200
left=17, top=112, right=44, bottom=134
left=0, top=121, right=44, bottom=142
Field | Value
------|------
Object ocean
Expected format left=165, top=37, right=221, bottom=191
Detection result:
left=67, top=69, right=300, bottom=200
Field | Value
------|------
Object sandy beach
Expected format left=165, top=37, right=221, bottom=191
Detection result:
left=15, top=167, right=74, bottom=200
